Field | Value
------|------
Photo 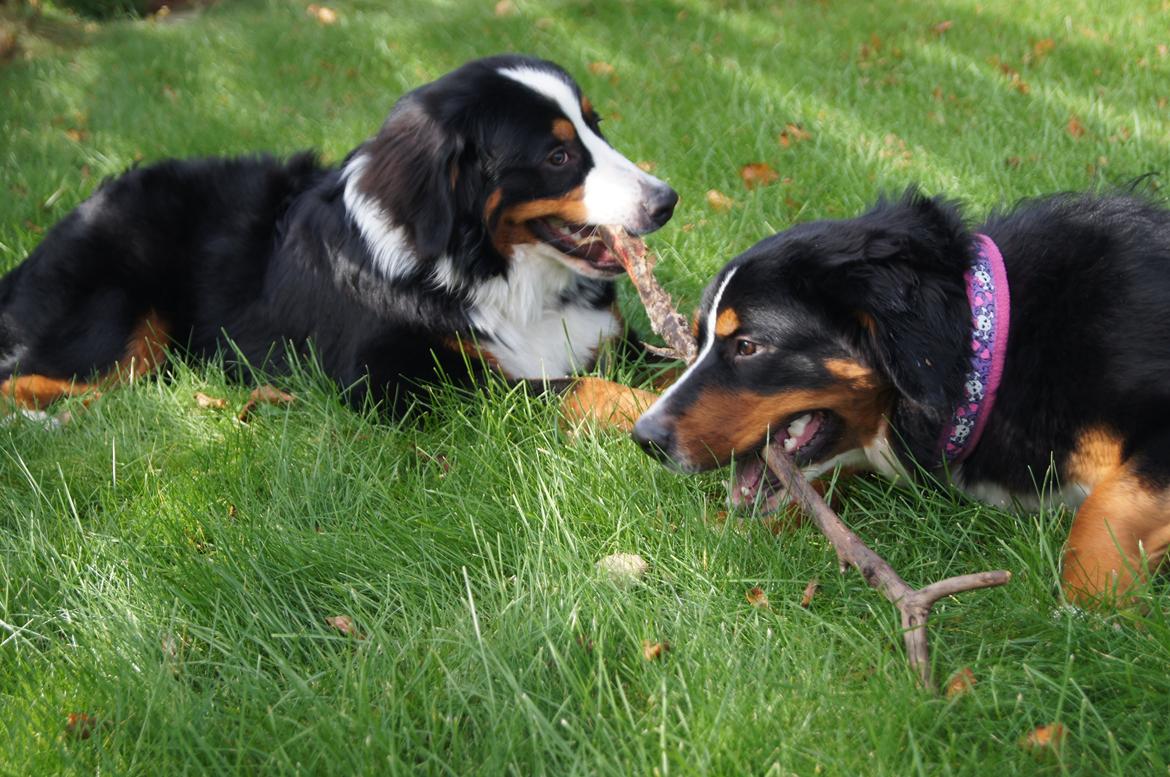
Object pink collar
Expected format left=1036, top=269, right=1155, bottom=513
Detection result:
left=940, top=233, right=1010, bottom=464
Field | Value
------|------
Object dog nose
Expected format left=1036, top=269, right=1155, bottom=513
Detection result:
left=632, top=413, right=674, bottom=461
left=646, top=185, right=679, bottom=229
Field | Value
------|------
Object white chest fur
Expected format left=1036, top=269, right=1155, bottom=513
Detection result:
left=458, top=244, right=620, bottom=380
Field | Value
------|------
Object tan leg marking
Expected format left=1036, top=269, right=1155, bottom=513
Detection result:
left=1062, top=464, right=1170, bottom=605
left=560, top=377, right=658, bottom=432
left=0, top=311, right=169, bottom=411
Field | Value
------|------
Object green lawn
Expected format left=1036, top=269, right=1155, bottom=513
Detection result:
left=3, top=0, right=1170, bottom=774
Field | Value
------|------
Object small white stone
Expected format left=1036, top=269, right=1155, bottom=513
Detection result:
left=595, top=553, right=649, bottom=586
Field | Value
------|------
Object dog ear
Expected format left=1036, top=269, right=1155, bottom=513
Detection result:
left=817, top=189, right=972, bottom=422
left=357, top=99, right=465, bottom=261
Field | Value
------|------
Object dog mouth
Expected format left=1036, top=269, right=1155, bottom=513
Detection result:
left=527, top=217, right=629, bottom=276
left=729, top=410, right=840, bottom=512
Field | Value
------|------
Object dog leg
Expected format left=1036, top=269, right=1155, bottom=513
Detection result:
left=559, top=376, right=658, bottom=432
left=0, top=311, right=169, bottom=412
left=1062, top=464, right=1170, bottom=605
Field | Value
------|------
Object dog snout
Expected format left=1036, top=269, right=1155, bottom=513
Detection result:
left=632, top=412, right=674, bottom=462
left=645, top=184, right=679, bottom=230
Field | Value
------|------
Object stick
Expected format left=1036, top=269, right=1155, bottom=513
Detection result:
left=613, top=234, right=1012, bottom=690
left=761, top=446, right=1011, bottom=690
left=599, top=226, right=697, bottom=363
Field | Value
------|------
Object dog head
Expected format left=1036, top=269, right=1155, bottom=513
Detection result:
left=632, top=189, right=973, bottom=505
left=342, top=55, right=677, bottom=286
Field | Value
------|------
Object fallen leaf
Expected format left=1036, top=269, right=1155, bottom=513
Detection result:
left=778, top=123, right=812, bottom=148
left=237, top=385, right=296, bottom=421
left=636, top=160, right=657, bottom=173
left=642, top=639, right=670, bottom=661
left=493, top=0, right=516, bottom=17
left=588, top=61, right=616, bottom=77
left=945, top=667, right=977, bottom=698
left=739, top=162, right=779, bottom=190
left=1005, top=155, right=1022, bottom=168
left=1067, top=115, right=1086, bottom=139
left=194, top=391, right=227, bottom=409
left=706, top=189, right=734, bottom=212
left=65, top=712, right=98, bottom=740
left=1032, top=37, right=1056, bottom=60
left=305, top=4, right=337, bottom=24
left=65, top=128, right=89, bottom=143
left=932, top=20, right=953, bottom=35
left=326, top=615, right=364, bottom=639
left=415, top=447, right=451, bottom=475
left=1020, top=722, right=1068, bottom=752
left=746, top=586, right=770, bottom=609
left=534, top=17, right=554, bottom=30
left=596, top=553, right=649, bottom=586
left=800, top=579, right=820, bottom=608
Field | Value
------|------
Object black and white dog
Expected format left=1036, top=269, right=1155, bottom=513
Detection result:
left=0, top=55, right=677, bottom=414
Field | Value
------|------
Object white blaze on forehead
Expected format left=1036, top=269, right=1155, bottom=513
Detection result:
left=639, top=266, right=739, bottom=425
left=497, top=66, right=667, bottom=227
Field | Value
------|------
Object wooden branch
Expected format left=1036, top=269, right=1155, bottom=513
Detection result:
left=599, top=226, right=697, bottom=363
left=762, top=446, right=1011, bottom=690
left=613, top=234, right=1013, bottom=690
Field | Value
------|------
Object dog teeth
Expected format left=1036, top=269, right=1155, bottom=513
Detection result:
left=786, top=413, right=812, bottom=440
left=783, top=436, right=798, bottom=453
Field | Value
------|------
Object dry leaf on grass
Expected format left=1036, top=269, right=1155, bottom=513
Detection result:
left=588, top=61, right=616, bottom=77
left=596, top=553, right=649, bottom=586
left=325, top=615, right=364, bottom=639
left=706, top=189, right=734, bottom=212
left=194, top=392, right=227, bottom=409
left=745, top=586, right=770, bottom=609
left=932, top=20, right=953, bottom=35
left=64, top=712, right=98, bottom=740
left=739, top=162, right=779, bottom=190
left=305, top=4, right=337, bottom=24
left=800, top=579, right=820, bottom=608
left=493, top=0, right=516, bottom=17
left=945, top=667, right=976, bottom=698
left=642, top=639, right=670, bottom=661
left=778, top=123, right=812, bottom=148
left=237, top=385, right=296, bottom=421
left=1020, top=722, right=1068, bottom=752
left=1067, top=115, right=1087, bottom=139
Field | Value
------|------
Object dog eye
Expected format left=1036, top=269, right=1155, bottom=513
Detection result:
left=547, top=148, right=570, bottom=167
left=735, top=339, right=759, bottom=357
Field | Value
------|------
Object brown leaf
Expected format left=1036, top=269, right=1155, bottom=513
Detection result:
left=326, top=615, right=364, bottom=639
left=1005, top=156, right=1022, bottom=168
left=1020, top=722, right=1068, bottom=752
left=237, top=385, right=296, bottom=421
left=945, top=667, right=977, bottom=698
left=1032, top=37, right=1056, bottom=60
left=588, top=61, right=616, bottom=77
left=1067, top=115, right=1087, bottom=139
left=305, top=4, right=337, bottom=24
left=706, top=189, right=734, bottom=212
left=932, top=20, right=953, bottom=35
left=778, top=123, right=812, bottom=148
left=65, top=128, right=89, bottom=143
left=642, top=639, right=670, bottom=661
left=636, top=160, right=657, bottom=173
left=194, top=391, right=227, bottom=409
left=800, top=579, right=820, bottom=608
left=745, top=586, right=770, bottom=609
left=534, top=17, right=554, bottom=30
left=596, top=553, right=649, bottom=586
left=65, top=712, right=98, bottom=740
left=493, top=0, right=516, bottom=17
left=739, top=162, right=779, bottom=190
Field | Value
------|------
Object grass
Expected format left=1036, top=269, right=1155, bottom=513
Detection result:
left=2, top=0, right=1170, bottom=773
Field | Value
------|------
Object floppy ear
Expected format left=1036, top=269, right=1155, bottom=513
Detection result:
left=818, top=189, right=972, bottom=422
left=357, top=99, right=464, bottom=260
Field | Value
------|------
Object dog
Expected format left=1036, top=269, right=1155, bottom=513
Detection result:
left=632, top=187, right=1170, bottom=605
left=0, top=55, right=676, bottom=418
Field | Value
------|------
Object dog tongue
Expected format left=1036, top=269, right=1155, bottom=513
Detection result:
left=730, top=456, right=767, bottom=508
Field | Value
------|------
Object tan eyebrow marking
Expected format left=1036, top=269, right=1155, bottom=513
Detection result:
left=715, top=308, right=740, bottom=338
left=552, top=118, right=576, bottom=142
